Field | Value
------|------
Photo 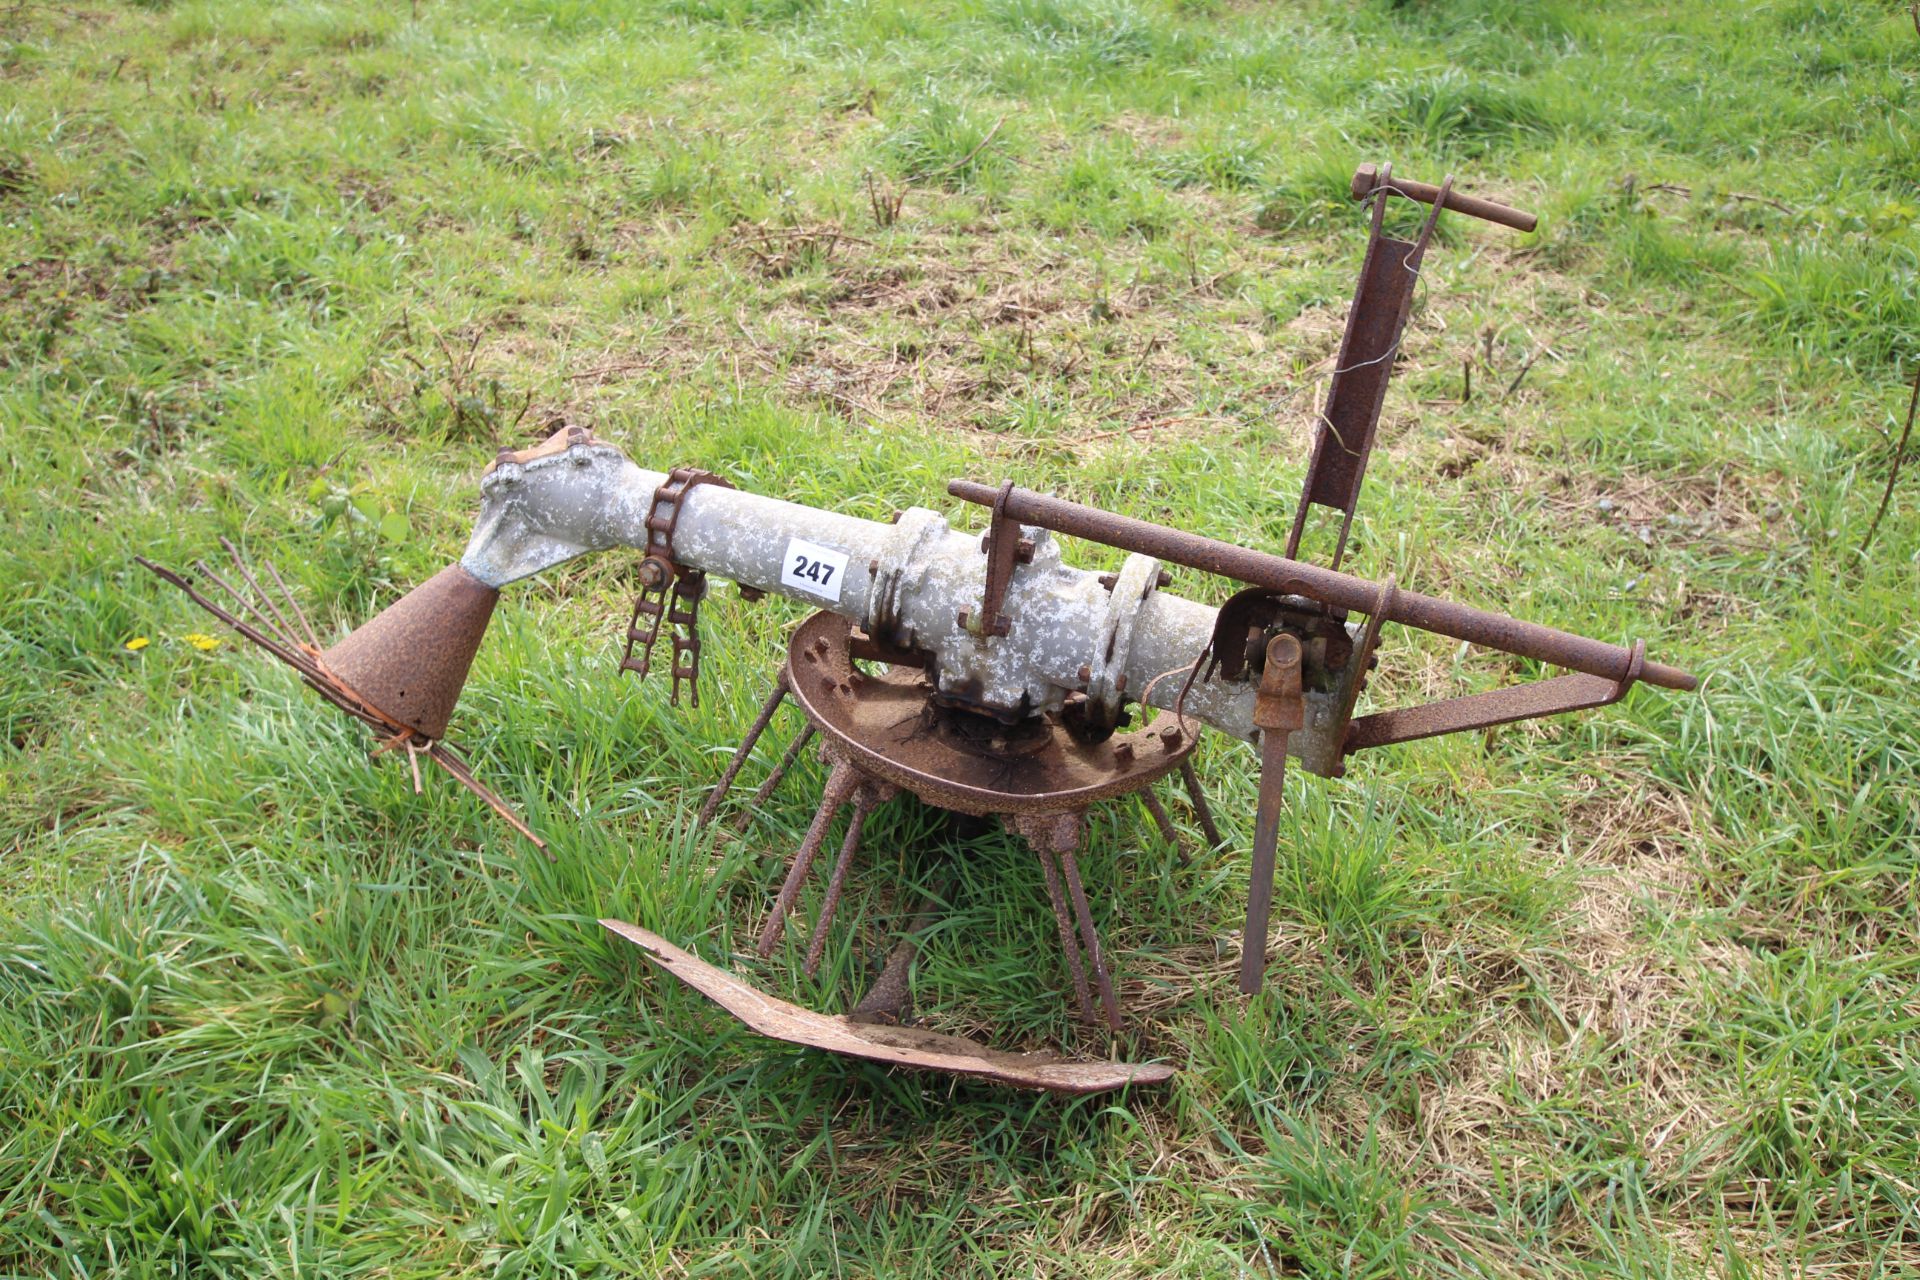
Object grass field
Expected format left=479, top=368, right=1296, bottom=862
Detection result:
left=3, top=0, right=1919, bottom=1275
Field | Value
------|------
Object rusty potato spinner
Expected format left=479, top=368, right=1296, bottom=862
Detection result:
left=143, top=163, right=1697, bottom=1093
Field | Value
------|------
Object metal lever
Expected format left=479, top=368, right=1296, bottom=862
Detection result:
left=946, top=479, right=1696, bottom=694
left=1351, top=162, right=1537, bottom=233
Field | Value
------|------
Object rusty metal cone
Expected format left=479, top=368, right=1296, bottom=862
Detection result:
left=323, top=564, right=498, bottom=740
left=138, top=551, right=541, bottom=848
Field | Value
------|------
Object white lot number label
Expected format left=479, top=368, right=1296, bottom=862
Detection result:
left=780, top=537, right=850, bottom=602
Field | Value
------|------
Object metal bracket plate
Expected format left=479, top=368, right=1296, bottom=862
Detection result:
left=1286, top=165, right=1452, bottom=569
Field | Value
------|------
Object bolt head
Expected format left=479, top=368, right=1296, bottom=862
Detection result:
left=637, top=558, right=670, bottom=589
left=1351, top=162, right=1380, bottom=201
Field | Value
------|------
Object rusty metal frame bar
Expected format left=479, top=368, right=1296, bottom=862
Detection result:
left=946, top=481, right=1693, bottom=693
left=948, top=479, right=1697, bottom=694
left=1346, top=640, right=1647, bottom=754
left=1349, top=162, right=1537, bottom=232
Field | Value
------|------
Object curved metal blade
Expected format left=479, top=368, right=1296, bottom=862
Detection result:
left=602, top=920, right=1176, bottom=1095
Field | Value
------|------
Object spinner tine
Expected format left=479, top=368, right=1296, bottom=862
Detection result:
left=1177, top=758, right=1225, bottom=850
left=804, top=786, right=877, bottom=978
left=735, top=725, right=816, bottom=833
left=697, top=671, right=789, bottom=829
left=757, top=762, right=859, bottom=958
left=261, top=556, right=322, bottom=651
left=193, top=558, right=300, bottom=651
left=221, top=537, right=304, bottom=650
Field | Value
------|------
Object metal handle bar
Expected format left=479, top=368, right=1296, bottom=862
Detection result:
left=1351, top=162, right=1537, bottom=233
left=948, top=479, right=1695, bottom=693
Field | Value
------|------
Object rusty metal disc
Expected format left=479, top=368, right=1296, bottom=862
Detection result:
left=602, top=920, right=1176, bottom=1095
left=784, top=612, right=1195, bottom=817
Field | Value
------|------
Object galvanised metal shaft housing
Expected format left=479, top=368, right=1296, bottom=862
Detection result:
left=464, top=429, right=1327, bottom=769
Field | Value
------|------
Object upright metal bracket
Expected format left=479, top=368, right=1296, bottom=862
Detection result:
left=1285, top=163, right=1451, bottom=571
left=961, top=479, right=1028, bottom=638
left=1241, top=632, right=1304, bottom=995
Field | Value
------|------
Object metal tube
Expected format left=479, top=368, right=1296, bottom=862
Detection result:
left=460, top=437, right=1269, bottom=739
left=1350, top=163, right=1537, bottom=233
left=947, top=480, right=1695, bottom=693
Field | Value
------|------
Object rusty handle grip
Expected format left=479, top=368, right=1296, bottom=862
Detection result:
left=1352, top=163, right=1537, bottom=233
left=948, top=479, right=1696, bottom=693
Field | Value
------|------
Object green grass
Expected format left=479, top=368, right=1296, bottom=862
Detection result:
left=3, top=0, right=1918, bottom=1274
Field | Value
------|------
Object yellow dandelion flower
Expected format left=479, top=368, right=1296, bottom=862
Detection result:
left=124, top=636, right=150, bottom=651
left=184, top=632, right=222, bottom=652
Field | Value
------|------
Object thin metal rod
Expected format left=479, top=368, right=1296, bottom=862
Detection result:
left=1239, top=730, right=1288, bottom=995
left=946, top=480, right=1695, bottom=692
left=221, top=537, right=305, bottom=652
left=192, top=560, right=301, bottom=652
left=1058, top=847, right=1122, bottom=1033
left=757, top=762, right=859, bottom=958
left=145, top=559, right=312, bottom=676
left=696, top=671, right=788, bottom=828
left=261, top=557, right=322, bottom=651
left=735, top=724, right=816, bottom=832
left=803, top=788, right=876, bottom=977
left=1177, top=759, right=1224, bottom=849
left=1033, top=841, right=1095, bottom=1025
left=1138, top=786, right=1186, bottom=864
left=428, top=743, right=547, bottom=853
